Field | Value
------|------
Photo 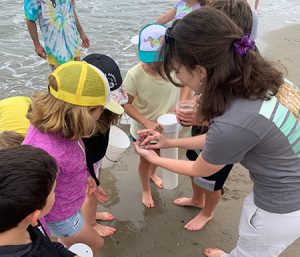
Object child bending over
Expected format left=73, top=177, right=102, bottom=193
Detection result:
left=23, top=61, right=123, bottom=256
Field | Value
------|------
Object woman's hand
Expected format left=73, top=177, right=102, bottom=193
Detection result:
left=134, top=143, right=159, bottom=163
left=136, top=129, right=169, bottom=149
left=176, top=107, right=198, bottom=127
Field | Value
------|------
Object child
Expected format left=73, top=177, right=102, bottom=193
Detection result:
left=123, top=24, right=178, bottom=208
left=0, top=96, right=31, bottom=136
left=173, top=0, right=257, bottom=232
left=0, top=145, right=78, bottom=257
left=210, top=0, right=258, bottom=40
left=0, top=96, right=31, bottom=149
left=81, top=53, right=126, bottom=237
left=23, top=61, right=123, bottom=256
left=135, top=7, right=300, bottom=257
left=156, top=0, right=206, bottom=24
left=24, top=0, right=89, bottom=70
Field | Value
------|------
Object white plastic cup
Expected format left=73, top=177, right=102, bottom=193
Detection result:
left=157, top=113, right=180, bottom=190
left=101, top=125, right=131, bottom=169
left=69, top=243, right=93, bottom=257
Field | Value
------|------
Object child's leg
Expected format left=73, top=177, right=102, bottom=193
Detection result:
left=149, top=149, right=163, bottom=189
left=138, top=156, right=155, bottom=208
left=59, top=221, right=104, bottom=257
left=96, top=212, right=114, bottom=221
left=81, top=193, right=116, bottom=237
left=184, top=189, right=221, bottom=231
left=173, top=177, right=205, bottom=208
left=183, top=164, right=233, bottom=231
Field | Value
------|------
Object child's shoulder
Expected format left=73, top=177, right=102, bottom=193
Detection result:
left=124, top=63, right=144, bottom=80
left=128, top=63, right=143, bottom=73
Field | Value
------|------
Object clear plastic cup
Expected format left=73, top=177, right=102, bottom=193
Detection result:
left=175, top=100, right=197, bottom=127
left=175, top=100, right=196, bottom=112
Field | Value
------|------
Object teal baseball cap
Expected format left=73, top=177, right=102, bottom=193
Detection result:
left=138, top=23, right=167, bottom=63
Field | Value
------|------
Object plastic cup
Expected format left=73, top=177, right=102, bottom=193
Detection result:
left=175, top=100, right=196, bottom=111
left=175, top=100, right=197, bottom=127
left=69, top=243, right=93, bottom=257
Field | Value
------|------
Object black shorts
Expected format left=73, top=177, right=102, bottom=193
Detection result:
left=186, top=126, right=233, bottom=191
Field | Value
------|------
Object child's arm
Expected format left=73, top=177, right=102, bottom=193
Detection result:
left=26, top=20, right=47, bottom=59
left=72, top=5, right=90, bottom=48
left=123, top=94, right=162, bottom=132
left=155, top=7, right=176, bottom=24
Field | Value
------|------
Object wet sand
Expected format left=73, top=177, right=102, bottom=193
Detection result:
left=100, top=130, right=298, bottom=257
left=261, top=24, right=300, bottom=86
left=98, top=18, right=300, bottom=257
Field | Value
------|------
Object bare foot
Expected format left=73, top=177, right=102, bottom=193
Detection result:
left=93, top=223, right=116, bottom=237
left=184, top=212, right=213, bottom=231
left=203, top=248, right=226, bottom=257
left=173, top=197, right=204, bottom=208
left=96, top=212, right=115, bottom=221
left=150, top=174, right=163, bottom=189
left=142, top=191, right=155, bottom=208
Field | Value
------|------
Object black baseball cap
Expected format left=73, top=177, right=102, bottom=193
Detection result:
left=83, top=53, right=122, bottom=91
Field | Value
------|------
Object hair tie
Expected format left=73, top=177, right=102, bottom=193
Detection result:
left=233, top=34, right=255, bottom=56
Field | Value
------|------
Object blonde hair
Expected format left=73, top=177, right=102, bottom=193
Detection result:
left=27, top=92, right=99, bottom=140
left=0, top=131, right=24, bottom=150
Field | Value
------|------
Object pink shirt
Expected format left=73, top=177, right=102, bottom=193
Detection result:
left=23, top=125, right=88, bottom=222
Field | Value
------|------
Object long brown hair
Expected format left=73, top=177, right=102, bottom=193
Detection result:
left=161, top=7, right=283, bottom=121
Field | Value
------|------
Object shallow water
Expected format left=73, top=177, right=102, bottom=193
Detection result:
left=0, top=0, right=299, bottom=98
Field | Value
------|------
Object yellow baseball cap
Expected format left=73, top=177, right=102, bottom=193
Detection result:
left=48, top=61, right=123, bottom=115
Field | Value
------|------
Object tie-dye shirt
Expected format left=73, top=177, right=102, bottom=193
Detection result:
left=24, top=0, right=80, bottom=65
left=174, top=0, right=201, bottom=20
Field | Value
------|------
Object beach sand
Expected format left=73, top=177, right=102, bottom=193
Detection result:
left=98, top=22, right=300, bottom=257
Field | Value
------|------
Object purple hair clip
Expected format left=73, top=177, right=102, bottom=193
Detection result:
left=233, top=34, right=255, bottom=56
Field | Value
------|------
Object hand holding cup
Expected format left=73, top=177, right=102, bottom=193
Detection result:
left=175, top=100, right=198, bottom=127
